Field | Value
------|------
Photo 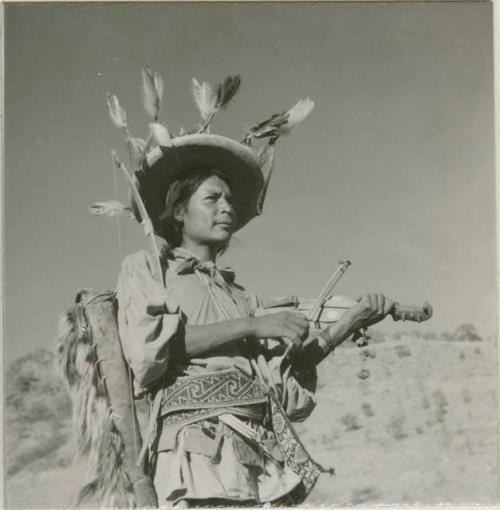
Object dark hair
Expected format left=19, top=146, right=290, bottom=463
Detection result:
left=159, top=167, right=234, bottom=248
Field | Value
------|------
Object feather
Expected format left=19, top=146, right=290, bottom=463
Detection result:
left=191, top=78, right=217, bottom=122
left=216, top=75, right=241, bottom=110
left=126, top=137, right=146, bottom=169
left=149, top=122, right=172, bottom=147
left=244, top=97, right=314, bottom=143
left=153, top=72, right=164, bottom=101
left=284, top=97, right=315, bottom=130
left=106, top=94, right=127, bottom=129
left=246, top=112, right=288, bottom=141
left=89, top=200, right=133, bottom=218
left=142, top=66, right=163, bottom=120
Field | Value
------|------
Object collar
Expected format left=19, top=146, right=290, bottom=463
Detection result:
left=173, top=247, right=235, bottom=284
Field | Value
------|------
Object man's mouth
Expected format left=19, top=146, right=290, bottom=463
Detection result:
left=215, top=221, right=233, bottom=229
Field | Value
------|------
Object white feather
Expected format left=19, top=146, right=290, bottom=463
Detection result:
left=89, top=200, right=132, bottom=218
left=153, top=71, right=164, bottom=101
left=126, top=137, right=146, bottom=169
left=285, top=98, right=315, bottom=130
left=149, top=122, right=172, bottom=147
left=105, top=94, right=127, bottom=129
left=191, top=78, right=217, bottom=121
left=142, top=67, right=162, bottom=120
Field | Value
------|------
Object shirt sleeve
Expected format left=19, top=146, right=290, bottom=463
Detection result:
left=116, top=250, right=181, bottom=390
left=257, top=339, right=317, bottom=422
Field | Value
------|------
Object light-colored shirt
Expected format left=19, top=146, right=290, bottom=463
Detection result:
left=116, top=248, right=316, bottom=419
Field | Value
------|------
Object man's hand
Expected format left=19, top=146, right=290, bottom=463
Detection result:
left=251, top=311, right=309, bottom=350
left=343, top=293, right=395, bottom=332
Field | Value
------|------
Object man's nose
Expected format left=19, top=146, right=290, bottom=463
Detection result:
left=219, top=197, right=234, bottom=215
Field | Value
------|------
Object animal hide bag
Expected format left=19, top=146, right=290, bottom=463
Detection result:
left=56, top=290, right=158, bottom=508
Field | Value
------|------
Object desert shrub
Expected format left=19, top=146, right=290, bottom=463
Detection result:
left=361, top=402, right=375, bottom=418
left=433, top=389, right=448, bottom=422
left=461, top=389, right=472, bottom=404
left=474, top=346, right=482, bottom=354
left=387, top=413, right=407, bottom=440
left=394, top=345, right=412, bottom=358
left=452, top=323, right=482, bottom=342
left=422, top=394, right=431, bottom=409
left=351, top=486, right=381, bottom=504
left=5, top=349, right=72, bottom=476
left=423, top=332, right=437, bottom=340
left=340, top=413, right=362, bottom=431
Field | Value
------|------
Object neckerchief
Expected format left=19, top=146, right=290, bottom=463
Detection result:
left=173, top=249, right=236, bottom=290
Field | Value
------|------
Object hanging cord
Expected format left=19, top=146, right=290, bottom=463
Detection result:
left=111, top=158, right=140, bottom=464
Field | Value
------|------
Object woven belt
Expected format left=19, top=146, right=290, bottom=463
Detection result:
left=160, top=368, right=268, bottom=417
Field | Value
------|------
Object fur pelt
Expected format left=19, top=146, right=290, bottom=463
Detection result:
left=56, top=291, right=136, bottom=508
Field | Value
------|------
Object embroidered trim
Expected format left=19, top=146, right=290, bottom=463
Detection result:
left=160, top=369, right=267, bottom=417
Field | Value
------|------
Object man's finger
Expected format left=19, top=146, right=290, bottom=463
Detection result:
left=285, top=325, right=307, bottom=342
left=377, top=294, right=385, bottom=315
left=384, top=298, right=395, bottom=316
left=283, top=335, right=302, bottom=350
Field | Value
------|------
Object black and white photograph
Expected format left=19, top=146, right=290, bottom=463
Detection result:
left=3, top=1, right=497, bottom=507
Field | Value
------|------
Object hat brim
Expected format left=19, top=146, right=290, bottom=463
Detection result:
left=132, top=134, right=264, bottom=237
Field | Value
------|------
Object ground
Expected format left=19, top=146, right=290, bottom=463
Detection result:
left=5, top=336, right=498, bottom=508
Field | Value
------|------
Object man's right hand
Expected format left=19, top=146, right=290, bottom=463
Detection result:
left=250, top=311, right=309, bottom=350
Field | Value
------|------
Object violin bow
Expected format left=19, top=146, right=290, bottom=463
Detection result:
left=307, top=260, right=433, bottom=329
left=308, top=260, right=351, bottom=326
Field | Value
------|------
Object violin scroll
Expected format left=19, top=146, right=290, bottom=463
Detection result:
left=392, top=301, right=433, bottom=323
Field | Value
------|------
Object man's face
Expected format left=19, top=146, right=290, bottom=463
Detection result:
left=178, top=175, right=236, bottom=248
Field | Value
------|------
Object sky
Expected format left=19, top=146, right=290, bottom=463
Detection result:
left=4, top=1, right=496, bottom=361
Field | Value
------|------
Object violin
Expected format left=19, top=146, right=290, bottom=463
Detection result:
left=257, top=260, right=433, bottom=331
left=258, top=295, right=433, bottom=330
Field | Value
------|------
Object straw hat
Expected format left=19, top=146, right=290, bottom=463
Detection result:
left=101, top=71, right=314, bottom=239
left=132, top=133, right=264, bottom=235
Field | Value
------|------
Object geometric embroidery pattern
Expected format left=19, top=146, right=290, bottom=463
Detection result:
left=160, top=369, right=267, bottom=416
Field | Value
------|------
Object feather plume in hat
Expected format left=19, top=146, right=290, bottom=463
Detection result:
left=97, top=69, right=314, bottom=230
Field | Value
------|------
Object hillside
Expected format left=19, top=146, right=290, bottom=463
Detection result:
left=5, top=335, right=498, bottom=507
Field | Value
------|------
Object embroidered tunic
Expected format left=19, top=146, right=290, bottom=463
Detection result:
left=116, top=248, right=318, bottom=506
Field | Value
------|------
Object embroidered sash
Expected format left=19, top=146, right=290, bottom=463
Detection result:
left=158, top=367, right=333, bottom=502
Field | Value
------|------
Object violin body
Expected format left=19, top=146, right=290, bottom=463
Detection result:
left=258, top=295, right=433, bottom=329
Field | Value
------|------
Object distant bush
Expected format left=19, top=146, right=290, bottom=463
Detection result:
left=461, top=388, right=472, bottom=404
left=387, top=413, right=407, bottom=440
left=351, top=486, right=381, bottom=505
left=451, top=324, right=482, bottom=342
left=423, top=332, right=437, bottom=340
left=6, top=349, right=72, bottom=476
left=433, top=389, right=448, bottom=423
left=422, top=394, right=431, bottom=409
left=394, top=345, right=412, bottom=358
left=340, top=413, right=362, bottom=431
left=361, top=402, right=375, bottom=418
